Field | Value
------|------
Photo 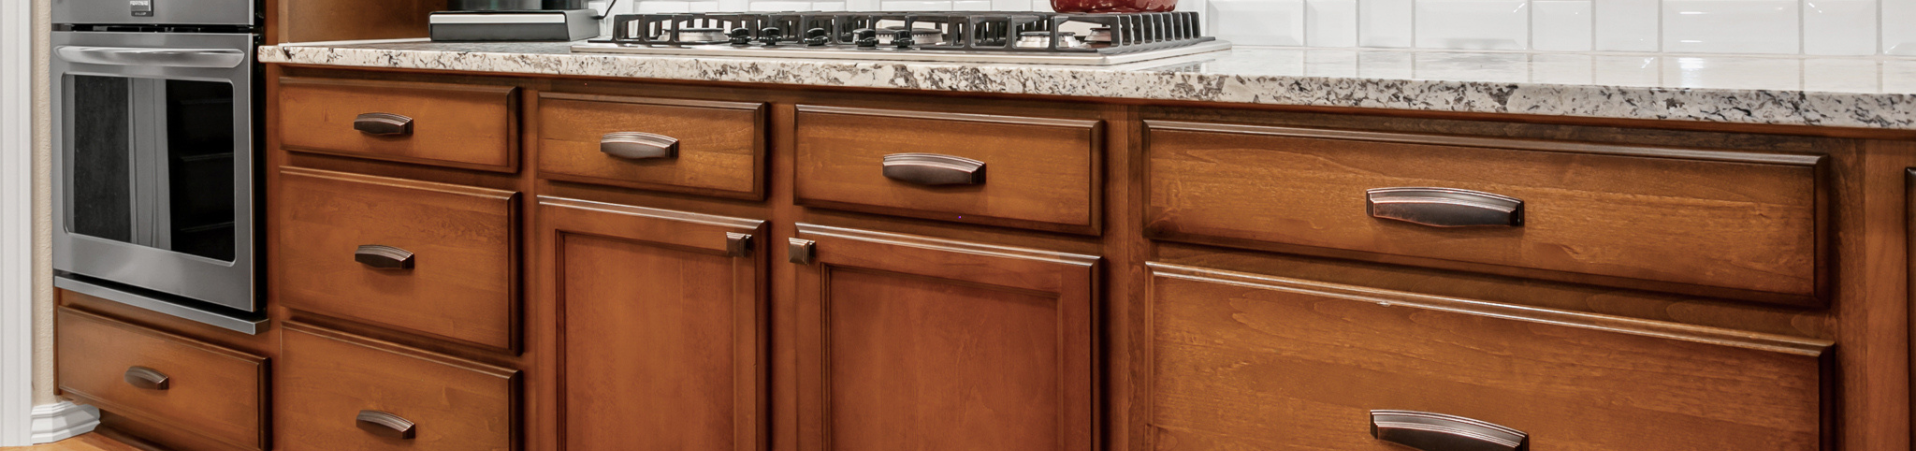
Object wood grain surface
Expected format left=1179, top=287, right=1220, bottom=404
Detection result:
left=277, top=167, right=521, bottom=351
left=538, top=93, right=767, bottom=199
left=277, top=323, right=519, bottom=451
left=279, top=77, right=520, bottom=172
left=55, top=308, right=268, bottom=451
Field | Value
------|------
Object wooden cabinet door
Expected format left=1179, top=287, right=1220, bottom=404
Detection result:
left=540, top=196, right=768, bottom=451
left=790, top=224, right=1099, bottom=451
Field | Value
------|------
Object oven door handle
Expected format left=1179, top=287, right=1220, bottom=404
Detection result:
left=55, top=46, right=247, bottom=69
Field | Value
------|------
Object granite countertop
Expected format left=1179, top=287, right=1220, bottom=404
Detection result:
left=260, top=39, right=1916, bottom=130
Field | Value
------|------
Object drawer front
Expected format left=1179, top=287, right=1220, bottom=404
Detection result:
left=279, top=77, right=519, bottom=172
left=280, top=324, right=519, bottom=451
left=278, top=167, right=520, bottom=351
left=795, top=105, right=1102, bottom=233
left=1144, top=122, right=1825, bottom=305
left=537, top=93, right=766, bottom=199
left=56, top=307, right=267, bottom=451
left=1148, top=263, right=1830, bottom=451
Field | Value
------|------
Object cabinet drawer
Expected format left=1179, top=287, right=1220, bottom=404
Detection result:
left=278, top=167, right=520, bottom=351
left=280, top=324, right=519, bottom=451
left=795, top=105, right=1102, bottom=234
left=1148, top=263, right=1831, bottom=451
left=1144, top=121, right=1826, bottom=305
left=279, top=77, right=519, bottom=172
left=56, top=307, right=267, bottom=451
left=537, top=93, right=766, bottom=199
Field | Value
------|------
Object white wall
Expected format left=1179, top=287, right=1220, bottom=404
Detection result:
left=607, top=0, right=1916, bottom=55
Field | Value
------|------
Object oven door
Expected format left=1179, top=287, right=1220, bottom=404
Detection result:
left=52, top=31, right=257, bottom=312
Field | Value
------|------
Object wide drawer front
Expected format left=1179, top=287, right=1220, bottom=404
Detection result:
left=278, top=167, right=520, bottom=351
left=279, top=77, right=519, bottom=172
left=280, top=324, right=519, bottom=451
left=56, top=307, right=268, bottom=451
left=1148, top=263, right=1830, bottom=451
left=795, top=105, right=1103, bottom=234
left=1144, top=121, right=1826, bottom=305
left=538, top=93, right=767, bottom=199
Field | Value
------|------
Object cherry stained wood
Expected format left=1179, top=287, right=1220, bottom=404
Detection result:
left=1144, top=120, right=1828, bottom=306
left=274, top=0, right=436, bottom=43
left=537, top=93, right=768, bottom=199
left=55, top=307, right=268, bottom=451
left=1146, top=262, right=1833, bottom=451
left=540, top=196, right=768, bottom=451
left=278, top=167, right=521, bottom=351
left=278, top=77, right=520, bottom=172
left=793, top=105, right=1104, bottom=234
left=278, top=323, right=520, bottom=451
left=792, top=224, right=1099, bottom=451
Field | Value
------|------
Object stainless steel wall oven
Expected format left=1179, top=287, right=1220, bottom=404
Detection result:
left=52, top=0, right=265, bottom=333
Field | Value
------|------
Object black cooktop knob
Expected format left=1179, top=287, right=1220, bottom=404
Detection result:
left=803, top=27, right=830, bottom=46
left=728, top=28, right=754, bottom=46
left=758, top=27, right=782, bottom=46
left=852, top=28, right=878, bottom=48
left=891, top=29, right=915, bottom=49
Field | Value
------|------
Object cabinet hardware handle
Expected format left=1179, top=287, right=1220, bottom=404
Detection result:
left=882, top=153, right=986, bottom=186
left=355, top=410, right=417, bottom=440
left=123, top=366, right=169, bottom=390
left=601, top=132, right=680, bottom=160
left=1366, top=187, right=1524, bottom=228
left=727, top=232, right=754, bottom=257
left=788, top=238, right=816, bottom=264
left=353, top=113, right=414, bottom=136
left=1371, top=410, right=1527, bottom=451
left=355, top=245, right=415, bottom=270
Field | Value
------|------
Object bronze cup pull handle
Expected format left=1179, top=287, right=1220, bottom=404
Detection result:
left=356, top=410, right=417, bottom=440
left=882, top=153, right=986, bottom=186
left=123, top=366, right=169, bottom=390
left=355, top=245, right=415, bottom=270
left=1371, top=410, right=1528, bottom=451
left=1366, top=187, right=1524, bottom=228
left=353, top=113, right=414, bottom=136
left=601, top=132, right=680, bottom=160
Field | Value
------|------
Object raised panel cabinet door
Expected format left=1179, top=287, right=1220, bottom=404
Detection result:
left=540, top=196, right=768, bottom=451
left=790, top=224, right=1099, bottom=451
left=1147, top=263, right=1832, bottom=451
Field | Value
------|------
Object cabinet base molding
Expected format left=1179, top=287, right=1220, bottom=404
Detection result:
left=31, top=401, right=101, bottom=444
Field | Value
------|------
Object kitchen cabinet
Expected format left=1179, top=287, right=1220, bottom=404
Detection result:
left=539, top=196, right=768, bottom=451
left=56, top=64, right=1911, bottom=451
left=790, top=224, right=1098, bottom=451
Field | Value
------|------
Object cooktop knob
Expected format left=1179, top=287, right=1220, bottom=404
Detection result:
left=853, top=28, right=878, bottom=48
left=728, top=28, right=754, bottom=46
left=758, top=27, right=782, bottom=46
left=892, top=28, right=915, bottom=49
left=803, top=28, right=830, bottom=46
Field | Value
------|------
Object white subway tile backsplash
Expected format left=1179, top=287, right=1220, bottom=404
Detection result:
left=1662, top=0, right=1800, bottom=54
left=1804, top=0, right=1878, bottom=55
left=1594, top=0, right=1659, bottom=51
left=1415, top=0, right=1528, bottom=50
left=1359, top=0, right=1415, bottom=47
left=1884, top=0, right=1916, bottom=54
left=1210, top=0, right=1305, bottom=46
left=1531, top=0, right=1592, bottom=51
left=1358, top=50, right=1415, bottom=78
left=1664, top=56, right=1800, bottom=88
left=1591, top=56, right=1662, bottom=86
left=878, top=0, right=951, bottom=9
left=1528, top=53, right=1595, bottom=84
left=953, top=0, right=992, bottom=9
left=1307, top=0, right=1359, bottom=47
left=1803, top=58, right=1881, bottom=91
left=751, top=0, right=818, bottom=10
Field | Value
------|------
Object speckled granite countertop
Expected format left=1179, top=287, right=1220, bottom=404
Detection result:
left=261, top=39, right=1916, bottom=130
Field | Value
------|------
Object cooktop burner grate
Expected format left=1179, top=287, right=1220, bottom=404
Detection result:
left=596, top=11, right=1210, bottom=54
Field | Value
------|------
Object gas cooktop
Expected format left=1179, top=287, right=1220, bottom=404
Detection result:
left=569, top=11, right=1230, bottom=66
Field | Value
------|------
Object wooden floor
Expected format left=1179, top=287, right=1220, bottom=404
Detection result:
left=0, top=434, right=140, bottom=451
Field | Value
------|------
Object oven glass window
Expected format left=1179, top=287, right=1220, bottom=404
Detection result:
left=164, top=80, right=236, bottom=261
left=69, top=75, right=133, bottom=243
left=64, top=75, right=237, bottom=262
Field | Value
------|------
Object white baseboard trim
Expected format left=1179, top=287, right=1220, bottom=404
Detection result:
left=30, top=402, right=100, bottom=444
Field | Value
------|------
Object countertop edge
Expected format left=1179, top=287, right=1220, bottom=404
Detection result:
left=258, top=44, right=1916, bottom=131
